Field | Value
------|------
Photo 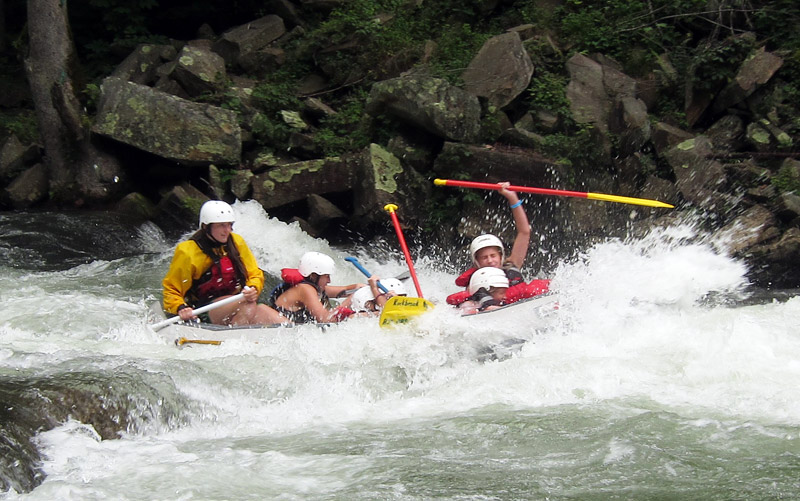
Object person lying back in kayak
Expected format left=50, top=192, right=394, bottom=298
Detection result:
left=269, top=251, right=365, bottom=323
left=350, top=276, right=408, bottom=314
left=162, top=200, right=287, bottom=326
left=458, top=267, right=510, bottom=315
left=447, top=181, right=550, bottom=308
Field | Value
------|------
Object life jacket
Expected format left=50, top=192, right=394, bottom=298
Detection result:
left=268, top=268, right=344, bottom=323
left=188, top=232, right=246, bottom=307
left=446, top=279, right=551, bottom=307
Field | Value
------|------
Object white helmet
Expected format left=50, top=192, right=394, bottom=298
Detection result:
left=379, top=278, right=407, bottom=296
left=469, top=234, right=504, bottom=266
left=350, top=286, right=376, bottom=311
left=468, top=267, right=509, bottom=295
left=199, top=200, right=235, bottom=228
left=298, top=251, right=335, bottom=277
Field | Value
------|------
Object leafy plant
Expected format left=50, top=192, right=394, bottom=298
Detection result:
left=313, top=94, right=372, bottom=156
left=772, top=162, right=800, bottom=195
left=0, top=111, right=39, bottom=144
left=528, top=71, right=571, bottom=121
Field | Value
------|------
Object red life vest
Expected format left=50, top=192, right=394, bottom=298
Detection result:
left=281, top=268, right=305, bottom=284
left=446, top=279, right=551, bottom=306
left=193, top=255, right=240, bottom=304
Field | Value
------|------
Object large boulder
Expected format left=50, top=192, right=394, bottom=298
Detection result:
left=212, top=15, right=286, bottom=69
left=432, top=142, right=560, bottom=186
left=717, top=204, right=777, bottom=256
left=3, top=163, right=47, bottom=209
left=565, top=53, right=637, bottom=158
left=0, top=135, right=38, bottom=183
left=111, top=44, right=177, bottom=86
left=75, top=145, right=128, bottom=203
left=352, top=143, right=431, bottom=227
left=92, top=77, right=241, bottom=166
left=170, top=45, right=227, bottom=97
left=365, top=75, right=481, bottom=142
left=566, top=53, right=637, bottom=134
left=711, top=46, right=783, bottom=115
left=748, top=227, right=800, bottom=287
left=462, top=31, right=534, bottom=109
left=251, top=157, right=354, bottom=209
left=663, top=136, right=729, bottom=210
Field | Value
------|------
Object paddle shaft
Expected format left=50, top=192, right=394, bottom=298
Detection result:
left=149, top=292, right=246, bottom=331
left=344, top=257, right=390, bottom=293
left=383, top=204, right=424, bottom=298
left=434, top=179, right=674, bottom=209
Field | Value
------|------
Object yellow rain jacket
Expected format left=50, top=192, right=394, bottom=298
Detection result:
left=162, top=233, right=264, bottom=314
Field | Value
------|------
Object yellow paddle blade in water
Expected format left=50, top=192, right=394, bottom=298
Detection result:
left=379, top=296, right=435, bottom=327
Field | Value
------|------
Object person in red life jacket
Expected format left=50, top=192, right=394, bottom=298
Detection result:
left=350, top=276, right=408, bottom=314
left=269, top=251, right=365, bottom=323
left=446, top=182, right=550, bottom=307
left=162, top=200, right=287, bottom=326
left=458, top=267, right=510, bottom=315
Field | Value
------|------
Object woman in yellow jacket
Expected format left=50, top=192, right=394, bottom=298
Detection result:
left=162, top=200, right=287, bottom=325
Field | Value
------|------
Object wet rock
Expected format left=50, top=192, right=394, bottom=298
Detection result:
left=651, top=122, right=694, bottom=156
left=717, top=204, right=777, bottom=256
left=3, top=163, right=47, bottom=209
left=115, top=192, right=159, bottom=222
left=706, top=115, right=745, bottom=151
left=663, top=136, right=729, bottom=210
left=307, top=193, right=347, bottom=231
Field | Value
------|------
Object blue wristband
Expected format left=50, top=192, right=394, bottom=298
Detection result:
left=509, top=200, right=523, bottom=209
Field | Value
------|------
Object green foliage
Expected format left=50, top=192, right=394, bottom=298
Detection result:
left=217, top=169, right=237, bottom=183
left=689, top=35, right=756, bottom=93
left=537, top=126, right=606, bottom=170
left=0, top=111, right=39, bottom=144
left=313, top=94, right=372, bottom=156
left=528, top=71, right=571, bottom=121
left=250, top=113, right=291, bottom=147
left=252, top=72, right=302, bottom=114
left=429, top=23, right=492, bottom=84
left=772, top=163, right=800, bottom=195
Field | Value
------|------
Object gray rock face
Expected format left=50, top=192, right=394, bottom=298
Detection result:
left=366, top=76, right=481, bottom=142
left=170, top=46, right=228, bottom=96
left=92, top=77, right=241, bottom=165
left=212, top=15, right=286, bottom=68
left=111, top=44, right=177, bottom=86
left=664, top=136, right=729, bottom=210
left=462, top=31, right=534, bottom=109
left=251, top=157, right=353, bottom=209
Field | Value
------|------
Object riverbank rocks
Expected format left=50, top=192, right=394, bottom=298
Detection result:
left=92, top=77, right=241, bottom=165
left=251, top=156, right=352, bottom=209
left=366, top=76, right=481, bottom=142
left=462, top=31, right=534, bottom=109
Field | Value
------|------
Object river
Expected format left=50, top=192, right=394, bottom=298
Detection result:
left=1, top=200, right=799, bottom=499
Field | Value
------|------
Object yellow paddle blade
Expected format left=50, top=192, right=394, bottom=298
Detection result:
left=379, top=296, right=435, bottom=327
left=587, top=192, right=674, bottom=208
left=176, top=337, right=222, bottom=346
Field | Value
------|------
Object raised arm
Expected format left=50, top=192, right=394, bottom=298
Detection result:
left=498, top=182, right=530, bottom=269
